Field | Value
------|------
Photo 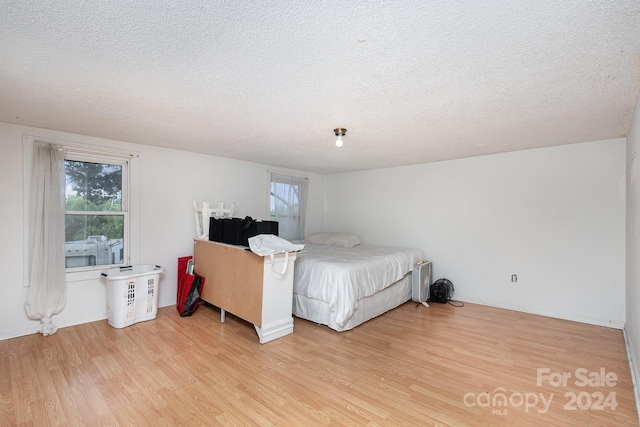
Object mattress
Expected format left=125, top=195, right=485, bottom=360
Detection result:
left=292, top=243, right=423, bottom=330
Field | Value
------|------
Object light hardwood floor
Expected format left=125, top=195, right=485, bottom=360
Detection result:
left=0, top=301, right=638, bottom=426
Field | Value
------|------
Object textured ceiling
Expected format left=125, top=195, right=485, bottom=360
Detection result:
left=1, top=1, right=640, bottom=174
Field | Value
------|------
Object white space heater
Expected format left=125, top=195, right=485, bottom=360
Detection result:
left=412, top=261, right=432, bottom=308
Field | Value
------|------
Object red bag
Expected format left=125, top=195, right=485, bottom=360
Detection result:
left=177, top=271, right=204, bottom=316
left=176, top=256, right=205, bottom=317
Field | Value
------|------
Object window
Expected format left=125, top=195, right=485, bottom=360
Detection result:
left=64, top=150, right=131, bottom=269
left=269, top=172, right=308, bottom=241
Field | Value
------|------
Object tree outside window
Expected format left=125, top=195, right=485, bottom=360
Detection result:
left=64, top=158, right=128, bottom=268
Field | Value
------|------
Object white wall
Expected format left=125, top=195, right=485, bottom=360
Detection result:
left=324, top=139, right=626, bottom=327
left=0, top=122, right=325, bottom=340
left=625, top=85, right=640, bottom=402
left=0, top=119, right=628, bottom=340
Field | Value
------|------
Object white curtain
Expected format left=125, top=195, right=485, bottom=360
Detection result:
left=270, top=172, right=308, bottom=241
left=25, top=143, right=67, bottom=335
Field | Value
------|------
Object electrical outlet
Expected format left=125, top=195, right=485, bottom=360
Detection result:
left=511, top=274, right=518, bottom=283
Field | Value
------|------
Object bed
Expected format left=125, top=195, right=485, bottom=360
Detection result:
left=292, top=232, right=424, bottom=331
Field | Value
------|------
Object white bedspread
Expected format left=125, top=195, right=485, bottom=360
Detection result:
left=293, top=243, right=423, bottom=328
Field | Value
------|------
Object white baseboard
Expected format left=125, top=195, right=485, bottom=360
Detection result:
left=158, top=299, right=176, bottom=309
left=0, top=302, right=177, bottom=342
left=0, top=325, right=41, bottom=341
left=254, top=318, right=294, bottom=344
left=623, top=328, right=640, bottom=425
left=456, top=295, right=624, bottom=329
left=0, top=312, right=107, bottom=341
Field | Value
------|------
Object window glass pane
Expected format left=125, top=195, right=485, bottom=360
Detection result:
left=270, top=182, right=300, bottom=216
left=65, top=214, right=124, bottom=268
left=65, top=160, right=122, bottom=212
left=65, top=159, right=125, bottom=269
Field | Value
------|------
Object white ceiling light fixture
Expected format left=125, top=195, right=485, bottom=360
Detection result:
left=334, top=128, right=347, bottom=147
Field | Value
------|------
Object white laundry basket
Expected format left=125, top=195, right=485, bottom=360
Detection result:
left=101, top=265, right=164, bottom=328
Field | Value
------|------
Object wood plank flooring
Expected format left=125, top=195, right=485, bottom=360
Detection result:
left=0, top=301, right=637, bottom=426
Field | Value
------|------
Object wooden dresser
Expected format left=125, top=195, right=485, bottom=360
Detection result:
left=192, top=239, right=297, bottom=343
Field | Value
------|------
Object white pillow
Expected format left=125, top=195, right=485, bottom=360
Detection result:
left=305, top=232, right=362, bottom=248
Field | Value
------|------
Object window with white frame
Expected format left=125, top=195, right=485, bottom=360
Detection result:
left=269, top=172, right=309, bottom=241
left=64, top=149, right=131, bottom=269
